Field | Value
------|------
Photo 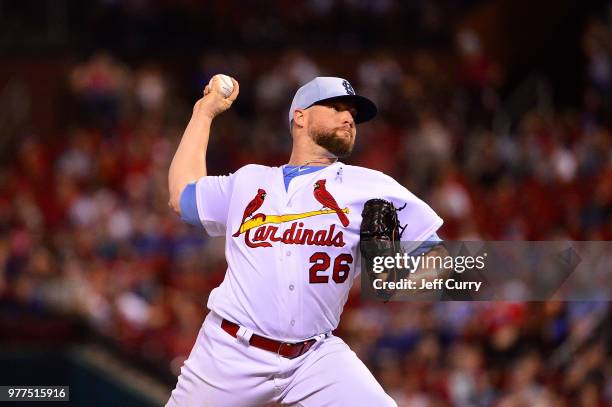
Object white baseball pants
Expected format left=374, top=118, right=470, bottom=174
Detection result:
left=165, top=310, right=397, bottom=407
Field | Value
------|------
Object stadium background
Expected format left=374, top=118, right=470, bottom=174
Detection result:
left=1, top=0, right=610, bottom=405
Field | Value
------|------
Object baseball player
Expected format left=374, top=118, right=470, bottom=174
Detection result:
left=167, top=76, right=443, bottom=406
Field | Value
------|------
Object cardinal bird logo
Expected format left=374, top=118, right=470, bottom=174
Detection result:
left=233, top=188, right=267, bottom=237
left=313, top=179, right=350, bottom=227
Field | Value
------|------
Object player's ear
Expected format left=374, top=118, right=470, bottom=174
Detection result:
left=293, top=109, right=305, bottom=128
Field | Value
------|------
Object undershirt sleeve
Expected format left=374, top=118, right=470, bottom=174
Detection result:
left=179, top=183, right=201, bottom=226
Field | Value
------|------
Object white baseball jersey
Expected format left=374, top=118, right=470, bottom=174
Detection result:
left=193, top=161, right=443, bottom=341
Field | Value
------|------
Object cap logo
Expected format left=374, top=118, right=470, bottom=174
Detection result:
left=342, top=80, right=355, bottom=95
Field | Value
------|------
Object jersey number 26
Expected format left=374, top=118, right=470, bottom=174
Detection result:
left=309, top=252, right=353, bottom=284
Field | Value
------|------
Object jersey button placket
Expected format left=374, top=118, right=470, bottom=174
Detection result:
left=276, top=200, right=290, bottom=330
left=285, top=245, right=297, bottom=330
left=283, top=198, right=299, bottom=332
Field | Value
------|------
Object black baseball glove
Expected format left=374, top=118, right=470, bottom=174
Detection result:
left=360, top=199, right=406, bottom=301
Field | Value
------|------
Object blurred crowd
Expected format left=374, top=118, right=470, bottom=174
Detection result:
left=341, top=300, right=610, bottom=406
left=2, top=0, right=483, bottom=58
left=1, top=2, right=612, bottom=406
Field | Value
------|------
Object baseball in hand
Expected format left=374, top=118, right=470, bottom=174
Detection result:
left=209, top=74, right=234, bottom=98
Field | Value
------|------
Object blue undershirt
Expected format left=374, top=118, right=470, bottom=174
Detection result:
left=180, top=182, right=199, bottom=226
left=282, top=165, right=326, bottom=190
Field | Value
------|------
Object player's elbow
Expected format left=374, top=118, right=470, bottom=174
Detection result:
left=168, top=184, right=185, bottom=216
left=168, top=197, right=181, bottom=216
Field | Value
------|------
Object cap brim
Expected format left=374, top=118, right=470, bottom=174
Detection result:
left=312, top=95, right=377, bottom=124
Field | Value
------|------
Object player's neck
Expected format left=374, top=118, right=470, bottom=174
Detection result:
left=287, top=136, right=337, bottom=167
left=287, top=152, right=337, bottom=167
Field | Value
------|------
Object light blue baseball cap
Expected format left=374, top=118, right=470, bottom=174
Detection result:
left=288, top=77, right=377, bottom=127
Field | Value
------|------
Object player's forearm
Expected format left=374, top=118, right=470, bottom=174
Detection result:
left=405, top=244, right=451, bottom=292
left=372, top=244, right=450, bottom=298
left=168, top=105, right=213, bottom=213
